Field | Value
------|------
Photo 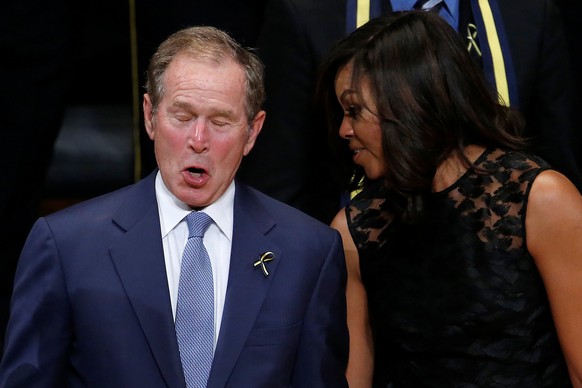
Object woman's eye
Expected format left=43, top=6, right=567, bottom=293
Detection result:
left=346, top=105, right=360, bottom=118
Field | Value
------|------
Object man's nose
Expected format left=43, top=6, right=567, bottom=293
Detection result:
left=189, top=119, right=209, bottom=153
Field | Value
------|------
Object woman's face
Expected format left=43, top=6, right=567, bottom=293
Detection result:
left=335, top=62, right=387, bottom=179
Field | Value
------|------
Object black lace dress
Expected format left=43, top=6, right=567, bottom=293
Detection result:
left=347, top=148, right=571, bottom=387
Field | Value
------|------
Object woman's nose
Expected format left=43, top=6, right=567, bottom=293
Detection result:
left=338, top=117, right=354, bottom=139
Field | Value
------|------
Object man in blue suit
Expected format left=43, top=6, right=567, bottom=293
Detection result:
left=0, top=26, right=349, bottom=387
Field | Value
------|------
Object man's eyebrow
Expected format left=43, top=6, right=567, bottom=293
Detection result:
left=212, top=108, right=235, bottom=119
left=170, top=100, right=192, bottom=110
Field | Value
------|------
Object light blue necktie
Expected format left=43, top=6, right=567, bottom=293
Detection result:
left=175, top=211, right=214, bottom=388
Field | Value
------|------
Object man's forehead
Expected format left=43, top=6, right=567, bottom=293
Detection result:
left=170, top=52, right=240, bottom=71
left=164, top=55, right=244, bottom=88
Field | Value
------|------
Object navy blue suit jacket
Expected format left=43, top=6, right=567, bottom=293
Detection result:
left=0, top=172, right=349, bottom=387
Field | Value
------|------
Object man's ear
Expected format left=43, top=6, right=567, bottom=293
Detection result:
left=243, top=110, right=266, bottom=156
left=143, top=94, right=155, bottom=141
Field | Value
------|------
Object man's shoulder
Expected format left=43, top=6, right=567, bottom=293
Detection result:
left=236, top=184, right=343, bottom=264
left=45, top=177, right=152, bottom=225
left=237, top=183, right=336, bottom=232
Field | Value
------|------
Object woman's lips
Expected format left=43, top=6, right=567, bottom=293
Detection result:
left=351, top=147, right=363, bottom=163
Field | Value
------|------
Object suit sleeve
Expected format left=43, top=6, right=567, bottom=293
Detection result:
left=553, top=0, right=582, bottom=174
left=291, top=230, right=349, bottom=387
left=0, top=218, right=71, bottom=387
left=526, top=0, right=582, bottom=189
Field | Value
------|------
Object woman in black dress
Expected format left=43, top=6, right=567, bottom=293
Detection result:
left=318, top=11, right=582, bottom=387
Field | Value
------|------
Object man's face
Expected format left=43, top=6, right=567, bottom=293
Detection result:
left=143, top=54, right=265, bottom=208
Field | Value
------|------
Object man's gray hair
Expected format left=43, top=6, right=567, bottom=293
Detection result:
left=145, top=26, right=265, bottom=123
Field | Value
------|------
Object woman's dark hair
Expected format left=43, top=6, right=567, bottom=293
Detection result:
left=317, top=11, right=525, bottom=221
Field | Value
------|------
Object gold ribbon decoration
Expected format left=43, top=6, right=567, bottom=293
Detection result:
left=466, top=23, right=482, bottom=57
left=253, top=251, right=275, bottom=277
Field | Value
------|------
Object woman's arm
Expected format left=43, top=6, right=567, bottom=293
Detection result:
left=331, top=209, right=374, bottom=387
left=526, top=170, right=582, bottom=387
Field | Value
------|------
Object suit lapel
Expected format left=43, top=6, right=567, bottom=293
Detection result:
left=207, top=184, right=282, bottom=388
left=109, top=173, right=185, bottom=388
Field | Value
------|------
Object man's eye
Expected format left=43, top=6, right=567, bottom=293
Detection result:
left=211, top=120, right=228, bottom=127
left=174, top=115, right=191, bottom=122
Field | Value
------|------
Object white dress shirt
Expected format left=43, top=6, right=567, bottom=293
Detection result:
left=154, top=172, right=233, bottom=348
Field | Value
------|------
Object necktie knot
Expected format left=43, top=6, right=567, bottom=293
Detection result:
left=414, top=0, right=444, bottom=11
left=186, top=211, right=213, bottom=238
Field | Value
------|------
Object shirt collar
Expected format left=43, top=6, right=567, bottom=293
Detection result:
left=442, top=0, right=458, bottom=22
left=155, top=171, right=234, bottom=241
